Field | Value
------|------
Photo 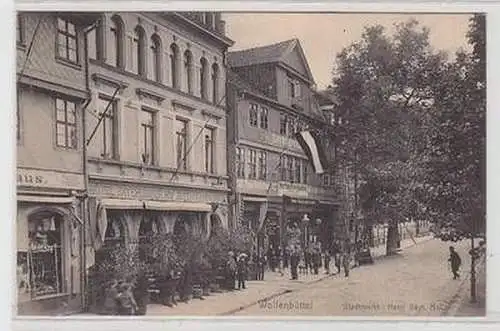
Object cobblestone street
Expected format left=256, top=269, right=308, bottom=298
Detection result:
left=234, top=238, right=482, bottom=317
left=143, top=235, right=485, bottom=317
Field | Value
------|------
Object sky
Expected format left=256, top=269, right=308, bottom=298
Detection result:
left=223, top=13, right=472, bottom=89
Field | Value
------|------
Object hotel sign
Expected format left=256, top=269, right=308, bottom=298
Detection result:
left=17, top=168, right=84, bottom=190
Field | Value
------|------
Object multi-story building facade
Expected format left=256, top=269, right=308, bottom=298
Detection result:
left=84, top=12, right=233, bottom=265
left=226, top=39, right=339, bottom=253
left=16, top=12, right=99, bottom=315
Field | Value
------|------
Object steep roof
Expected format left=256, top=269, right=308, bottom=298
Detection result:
left=228, top=38, right=315, bottom=83
left=315, top=89, right=338, bottom=107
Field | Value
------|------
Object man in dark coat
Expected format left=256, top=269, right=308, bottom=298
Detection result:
left=290, top=246, right=300, bottom=280
left=448, top=246, right=462, bottom=279
left=226, top=252, right=237, bottom=290
left=237, top=255, right=248, bottom=289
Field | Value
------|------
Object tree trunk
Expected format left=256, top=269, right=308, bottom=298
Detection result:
left=386, top=221, right=399, bottom=256
left=470, top=236, right=477, bottom=303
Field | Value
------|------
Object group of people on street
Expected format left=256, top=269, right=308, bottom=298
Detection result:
left=225, top=251, right=250, bottom=291
left=102, top=275, right=147, bottom=315
left=261, top=239, right=360, bottom=281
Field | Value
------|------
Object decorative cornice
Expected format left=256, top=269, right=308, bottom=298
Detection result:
left=135, top=87, right=166, bottom=104
left=172, top=99, right=196, bottom=112
left=91, top=73, right=129, bottom=91
left=201, top=109, right=222, bottom=120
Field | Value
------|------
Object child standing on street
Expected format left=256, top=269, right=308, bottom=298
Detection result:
left=117, top=282, right=138, bottom=315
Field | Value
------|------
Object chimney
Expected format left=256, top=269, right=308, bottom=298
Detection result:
left=216, top=16, right=226, bottom=35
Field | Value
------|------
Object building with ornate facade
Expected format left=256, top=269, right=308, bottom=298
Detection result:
left=84, top=12, right=233, bottom=268
left=16, top=12, right=99, bottom=315
left=226, top=39, right=339, bottom=254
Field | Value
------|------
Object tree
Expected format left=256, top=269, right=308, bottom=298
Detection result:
left=333, top=19, right=445, bottom=254
left=423, top=14, right=485, bottom=302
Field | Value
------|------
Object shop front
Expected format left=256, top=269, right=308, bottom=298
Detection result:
left=16, top=169, right=85, bottom=316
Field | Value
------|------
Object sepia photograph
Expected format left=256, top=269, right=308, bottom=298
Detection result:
left=14, top=10, right=486, bottom=318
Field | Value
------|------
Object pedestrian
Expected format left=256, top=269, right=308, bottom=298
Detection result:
left=267, top=245, right=274, bottom=271
left=332, top=240, right=341, bottom=274
left=324, top=250, right=331, bottom=274
left=448, top=246, right=462, bottom=279
left=342, top=252, right=350, bottom=278
left=283, top=248, right=290, bottom=269
left=312, top=247, right=321, bottom=275
left=116, top=282, right=138, bottom=315
left=304, top=246, right=311, bottom=274
left=257, top=253, right=265, bottom=280
left=237, top=254, right=248, bottom=289
left=226, top=251, right=237, bottom=290
left=290, top=246, right=299, bottom=280
left=102, top=279, right=119, bottom=315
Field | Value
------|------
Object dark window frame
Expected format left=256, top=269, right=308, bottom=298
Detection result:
left=55, top=98, right=77, bottom=149
left=56, top=17, right=79, bottom=64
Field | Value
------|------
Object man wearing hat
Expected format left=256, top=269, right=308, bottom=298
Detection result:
left=226, top=251, right=237, bottom=290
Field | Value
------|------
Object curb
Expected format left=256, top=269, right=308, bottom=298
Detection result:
left=218, top=273, right=335, bottom=316
left=443, top=258, right=486, bottom=316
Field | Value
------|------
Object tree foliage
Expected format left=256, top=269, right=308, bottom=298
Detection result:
left=333, top=19, right=444, bottom=228
left=332, top=15, right=486, bottom=240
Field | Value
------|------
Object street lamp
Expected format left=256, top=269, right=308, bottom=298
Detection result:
left=302, top=214, right=310, bottom=246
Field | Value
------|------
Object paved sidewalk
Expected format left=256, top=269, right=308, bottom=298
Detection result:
left=370, top=235, right=433, bottom=259
left=146, top=271, right=332, bottom=316
left=446, top=256, right=486, bottom=317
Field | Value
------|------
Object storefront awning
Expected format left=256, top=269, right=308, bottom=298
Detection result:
left=145, top=201, right=212, bottom=212
left=243, top=197, right=268, bottom=202
left=17, top=195, right=74, bottom=204
left=318, top=200, right=340, bottom=206
left=100, top=198, right=144, bottom=210
left=287, top=198, right=317, bottom=205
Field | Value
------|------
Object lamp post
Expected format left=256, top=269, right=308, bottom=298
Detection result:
left=302, top=214, right=310, bottom=247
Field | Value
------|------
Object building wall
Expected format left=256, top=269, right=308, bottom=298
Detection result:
left=87, top=12, right=229, bottom=189
left=232, top=64, right=277, bottom=99
left=17, top=13, right=88, bottom=95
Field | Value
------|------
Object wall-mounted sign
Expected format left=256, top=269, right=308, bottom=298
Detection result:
left=17, top=168, right=84, bottom=190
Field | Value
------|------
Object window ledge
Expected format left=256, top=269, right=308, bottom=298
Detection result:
left=55, top=57, right=82, bottom=70
left=30, top=292, right=70, bottom=302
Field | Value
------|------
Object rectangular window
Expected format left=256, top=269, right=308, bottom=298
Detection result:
left=258, top=150, right=267, bottom=180
left=289, top=80, right=295, bottom=98
left=280, top=155, right=287, bottom=181
left=248, top=149, right=257, bottom=179
left=249, top=103, right=258, bottom=127
left=175, top=119, right=188, bottom=170
left=55, top=98, right=77, bottom=149
left=259, top=106, right=268, bottom=129
left=236, top=147, right=245, bottom=178
left=280, top=113, right=287, bottom=135
left=287, top=156, right=294, bottom=182
left=323, top=174, right=330, bottom=186
left=16, top=14, right=23, bottom=44
left=140, top=109, right=155, bottom=165
left=56, top=18, right=78, bottom=63
left=96, top=97, right=117, bottom=159
left=294, top=81, right=301, bottom=98
left=302, top=160, right=309, bottom=184
left=295, top=158, right=302, bottom=183
left=287, top=116, right=296, bottom=137
left=204, top=127, right=215, bottom=174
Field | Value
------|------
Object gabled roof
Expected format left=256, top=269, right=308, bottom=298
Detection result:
left=228, top=38, right=315, bottom=83
left=315, top=89, right=338, bottom=107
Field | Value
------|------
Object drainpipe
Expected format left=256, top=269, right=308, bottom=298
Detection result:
left=80, top=19, right=98, bottom=311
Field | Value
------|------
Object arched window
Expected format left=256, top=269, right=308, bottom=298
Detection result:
left=211, top=63, right=219, bottom=104
left=109, top=15, right=125, bottom=68
left=132, top=26, right=146, bottom=76
left=183, top=50, right=193, bottom=94
left=149, top=34, right=162, bottom=82
left=18, top=210, right=65, bottom=300
left=200, top=57, right=208, bottom=100
left=170, top=43, right=179, bottom=89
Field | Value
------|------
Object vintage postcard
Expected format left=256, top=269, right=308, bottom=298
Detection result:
left=13, top=7, right=486, bottom=320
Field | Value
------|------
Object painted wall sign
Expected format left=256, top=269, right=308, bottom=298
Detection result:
left=17, top=168, right=85, bottom=190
